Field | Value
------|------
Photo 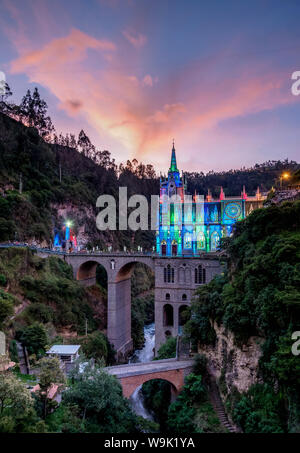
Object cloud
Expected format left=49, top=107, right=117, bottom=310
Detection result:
left=147, top=103, right=186, bottom=123
left=6, top=17, right=297, bottom=171
left=63, top=99, right=83, bottom=114
left=122, top=29, right=147, bottom=48
left=11, top=28, right=116, bottom=75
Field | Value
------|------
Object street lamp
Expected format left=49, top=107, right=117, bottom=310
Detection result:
left=280, top=172, right=290, bottom=188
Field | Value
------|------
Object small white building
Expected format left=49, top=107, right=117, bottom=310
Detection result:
left=46, top=345, right=81, bottom=364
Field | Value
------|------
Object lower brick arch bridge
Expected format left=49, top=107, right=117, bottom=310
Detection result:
left=106, top=358, right=194, bottom=399
left=37, top=250, right=222, bottom=359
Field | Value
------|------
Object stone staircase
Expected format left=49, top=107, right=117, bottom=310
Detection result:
left=16, top=341, right=30, bottom=375
left=208, top=378, right=242, bottom=433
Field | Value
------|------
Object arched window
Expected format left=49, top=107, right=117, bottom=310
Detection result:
left=195, top=265, right=206, bottom=284
left=163, top=304, right=174, bottom=326
left=164, top=264, right=174, bottom=283
left=182, top=294, right=187, bottom=301
left=184, top=232, right=193, bottom=249
left=166, top=293, right=170, bottom=301
left=171, top=240, right=177, bottom=256
left=210, top=231, right=220, bottom=251
left=197, top=231, right=206, bottom=250
left=161, top=240, right=167, bottom=256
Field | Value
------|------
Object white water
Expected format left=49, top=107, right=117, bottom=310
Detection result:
left=129, top=323, right=155, bottom=420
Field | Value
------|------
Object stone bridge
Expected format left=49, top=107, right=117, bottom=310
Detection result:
left=37, top=250, right=222, bottom=360
left=106, top=358, right=194, bottom=399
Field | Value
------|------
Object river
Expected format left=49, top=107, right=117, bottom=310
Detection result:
left=129, top=323, right=155, bottom=420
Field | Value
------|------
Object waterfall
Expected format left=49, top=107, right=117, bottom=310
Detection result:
left=129, top=323, right=155, bottom=420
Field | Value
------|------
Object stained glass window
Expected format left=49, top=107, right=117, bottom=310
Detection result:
left=210, top=231, right=220, bottom=251
left=197, top=231, right=206, bottom=250
left=184, top=232, right=193, bottom=249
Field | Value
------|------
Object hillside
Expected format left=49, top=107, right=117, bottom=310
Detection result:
left=1, top=111, right=299, bottom=250
left=0, top=112, right=157, bottom=249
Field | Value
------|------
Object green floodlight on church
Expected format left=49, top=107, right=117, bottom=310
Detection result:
left=169, top=140, right=179, bottom=173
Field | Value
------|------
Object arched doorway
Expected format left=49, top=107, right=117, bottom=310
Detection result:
left=178, top=305, right=189, bottom=333
left=171, top=240, right=177, bottom=256
left=163, top=304, right=174, bottom=327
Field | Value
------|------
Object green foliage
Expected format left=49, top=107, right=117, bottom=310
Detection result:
left=0, top=289, right=14, bottom=327
left=155, top=336, right=177, bottom=360
left=194, top=401, right=224, bottom=433
left=37, top=357, right=65, bottom=419
left=16, top=322, right=48, bottom=356
left=58, top=360, right=138, bottom=433
left=0, top=372, right=45, bottom=432
left=166, top=374, right=207, bottom=433
left=80, top=331, right=115, bottom=365
left=0, top=249, right=98, bottom=334
left=233, top=384, right=285, bottom=433
left=192, top=354, right=208, bottom=376
left=186, top=201, right=300, bottom=432
left=167, top=399, right=196, bottom=433
left=0, top=274, right=7, bottom=286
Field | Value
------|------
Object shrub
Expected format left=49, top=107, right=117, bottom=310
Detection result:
left=0, top=290, right=14, bottom=327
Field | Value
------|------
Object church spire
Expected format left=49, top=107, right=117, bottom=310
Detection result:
left=169, top=140, right=178, bottom=173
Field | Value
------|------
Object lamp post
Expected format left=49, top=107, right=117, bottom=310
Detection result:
left=280, top=172, right=290, bottom=189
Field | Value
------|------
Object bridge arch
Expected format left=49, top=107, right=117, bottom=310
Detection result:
left=76, top=259, right=110, bottom=287
left=129, top=378, right=178, bottom=402
left=120, top=371, right=181, bottom=399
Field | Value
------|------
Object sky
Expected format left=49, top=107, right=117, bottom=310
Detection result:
left=0, top=0, right=300, bottom=173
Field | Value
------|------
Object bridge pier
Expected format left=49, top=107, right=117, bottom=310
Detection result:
left=107, top=277, right=133, bottom=361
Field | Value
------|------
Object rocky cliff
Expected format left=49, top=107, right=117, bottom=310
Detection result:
left=199, top=322, right=264, bottom=396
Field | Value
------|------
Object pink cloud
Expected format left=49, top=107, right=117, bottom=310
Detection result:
left=11, top=28, right=116, bottom=74
left=123, top=29, right=147, bottom=48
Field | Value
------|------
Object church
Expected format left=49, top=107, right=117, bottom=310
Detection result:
left=156, top=143, right=265, bottom=256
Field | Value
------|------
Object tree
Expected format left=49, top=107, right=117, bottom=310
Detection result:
left=62, top=359, right=138, bottom=432
left=19, top=88, right=54, bottom=140
left=81, top=331, right=108, bottom=363
left=17, top=322, right=48, bottom=356
left=0, top=373, right=47, bottom=433
left=0, top=372, right=33, bottom=416
left=155, top=336, right=177, bottom=359
left=38, top=356, right=65, bottom=419
left=78, top=130, right=95, bottom=158
left=0, top=290, right=14, bottom=328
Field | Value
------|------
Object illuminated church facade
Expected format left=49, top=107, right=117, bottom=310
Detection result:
left=156, top=143, right=265, bottom=256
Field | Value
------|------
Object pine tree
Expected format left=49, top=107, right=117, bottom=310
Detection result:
left=78, top=129, right=95, bottom=158
left=19, top=87, right=55, bottom=140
